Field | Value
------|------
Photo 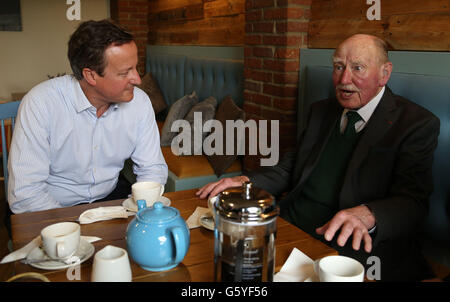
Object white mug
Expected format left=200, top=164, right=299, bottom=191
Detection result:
left=315, top=255, right=364, bottom=282
left=41, top=222, right=80, bottom=259
left=91, top=245, right=132, bottom=282
left=132, top=181, right=164, bottom=207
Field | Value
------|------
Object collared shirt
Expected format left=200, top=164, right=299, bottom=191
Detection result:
left=8, top=75, right=168, bottom=213
left=339, top=86, right=385, bottom=134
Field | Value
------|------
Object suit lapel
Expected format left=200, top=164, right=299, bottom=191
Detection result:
left=339, top=87, right=400, bottom=205
left=297, top=101, right=341, bottom=186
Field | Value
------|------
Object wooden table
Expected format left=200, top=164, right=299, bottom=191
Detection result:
left=10, top=189, right=337, bottom=282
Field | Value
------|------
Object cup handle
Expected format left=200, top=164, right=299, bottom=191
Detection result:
left=170, top=226, right=186, bottom=264
left=160, top=184, right=165, bottom=196
left=56, top=242, right=66, bottom=258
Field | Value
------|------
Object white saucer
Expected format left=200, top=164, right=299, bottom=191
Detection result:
left=26, top=239, right=95, bottom=270
left=122, top=196, right=171, bottom=212
left=199, top=212, right=215, bottom=231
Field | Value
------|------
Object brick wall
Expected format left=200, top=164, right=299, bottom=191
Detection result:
left=110, top=0, right=149, bottom=75
left=243, top=0, right=311, bottom=171
left=111, top=0, right=311, bottom=172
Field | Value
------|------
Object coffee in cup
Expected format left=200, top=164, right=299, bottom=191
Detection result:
left=41, top=222, right=80, bottom=259
left=132, top=181, right=164, bottom=207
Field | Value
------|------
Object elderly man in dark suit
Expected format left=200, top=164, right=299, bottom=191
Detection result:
left=197, top=34, right=440, bottom=281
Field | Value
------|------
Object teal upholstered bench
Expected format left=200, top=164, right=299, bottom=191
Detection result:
left=122, top=50, right=244, bottom=192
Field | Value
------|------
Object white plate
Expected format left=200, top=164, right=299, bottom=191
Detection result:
left=26, top=238, right=94, bottom=270
left=199, top=212, right=214, bottom=231
left=122, top=196, right=171, bottom=212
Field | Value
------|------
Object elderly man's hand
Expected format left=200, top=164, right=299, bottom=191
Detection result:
left=315, top=205, right=376, bottom=253
left=196, top=175, right=250, bottom=200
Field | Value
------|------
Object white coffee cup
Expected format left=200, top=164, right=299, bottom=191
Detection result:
left=315, top=255, right=364, bottom=282
left=91, top=245, right=132, bottom=282
left=41, top=222, right=80, bottom=259
left=132, top=181, right=164, bottom=207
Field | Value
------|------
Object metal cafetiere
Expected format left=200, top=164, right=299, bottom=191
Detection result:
left=213, top=182, right=279, bottom=282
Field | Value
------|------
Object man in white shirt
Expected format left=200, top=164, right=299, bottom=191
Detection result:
left=197, top=34, right=440, bottom=281
left=8, top=20, right=168, bottom=213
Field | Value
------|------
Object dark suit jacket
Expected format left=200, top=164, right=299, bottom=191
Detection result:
left=248, top=87, right=440, bottom=281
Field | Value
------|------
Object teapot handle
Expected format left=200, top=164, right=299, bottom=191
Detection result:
left=137, top=199, right=146, bottom=211
left=170, top=226, right=187, bottom=264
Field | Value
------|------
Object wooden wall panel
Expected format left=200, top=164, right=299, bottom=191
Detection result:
left=309, top=0, right=450, bottom=51
left=148, top=0, right=245, bottom=46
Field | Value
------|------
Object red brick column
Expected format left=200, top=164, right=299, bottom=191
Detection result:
left=243, top=0, right=311, bottom=172
left=110, top=0, right=149, bottom=76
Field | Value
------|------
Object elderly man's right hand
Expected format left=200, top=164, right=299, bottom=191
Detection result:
left=196, top=175, right=250, bottom=200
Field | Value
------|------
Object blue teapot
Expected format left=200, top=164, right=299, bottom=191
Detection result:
left=126, top=200, right=190, bottom=271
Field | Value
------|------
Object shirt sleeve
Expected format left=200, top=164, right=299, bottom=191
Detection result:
left=130, top=92, right=168, bottom=185
left=8, top=94, right=62, bottom=213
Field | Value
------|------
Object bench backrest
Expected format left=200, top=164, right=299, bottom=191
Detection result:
left=146, top=52, right=244, bottom=109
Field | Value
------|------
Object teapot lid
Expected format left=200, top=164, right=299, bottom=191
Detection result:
left=215, top=182, right=278, bottom=223
left=137, top=201, right=179, bottom=223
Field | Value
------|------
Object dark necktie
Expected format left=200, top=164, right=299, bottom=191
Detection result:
left=344, top=111, right=362, bottom=138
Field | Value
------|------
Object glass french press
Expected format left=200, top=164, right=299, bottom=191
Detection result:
left=213, top=182, right=279, bottom=282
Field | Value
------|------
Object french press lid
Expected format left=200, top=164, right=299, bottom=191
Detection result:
left=215, top=182, right=278, bottom=223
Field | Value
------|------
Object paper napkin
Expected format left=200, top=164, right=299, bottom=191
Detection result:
left=186, top=206, right=211, bottom=229
left=78, top=206, right=134, bottom=224
left=273, top=248, right=319, bottom=282
left=0, top=235, right=102, bottom=264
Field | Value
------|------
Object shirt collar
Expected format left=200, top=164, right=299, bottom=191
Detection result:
left=103, top=103, right=120, bottom=117
left=73, top=78, right=94, bottom=113
left=343, top=86, right=385, bottom=123
left=73, top=77, right=120, bottom=114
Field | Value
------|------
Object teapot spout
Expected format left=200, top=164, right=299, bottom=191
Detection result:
left=137, top=200, right=147, bottom=211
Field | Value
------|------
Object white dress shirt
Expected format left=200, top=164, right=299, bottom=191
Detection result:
left=8, top=75, right=168, bottom=213
left=339, top=86, right=385, bottom=134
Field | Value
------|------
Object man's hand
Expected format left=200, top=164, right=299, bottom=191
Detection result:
left=315, top=205, right=376, bottom=253
left=196, top=175, right=250, bottom=200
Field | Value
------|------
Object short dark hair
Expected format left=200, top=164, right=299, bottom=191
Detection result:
left=68, top=19, right=134, bottom=80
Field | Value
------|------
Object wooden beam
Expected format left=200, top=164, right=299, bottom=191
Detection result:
left=149, top=3, right=203, bottom=23
left=147, top=0, right=245, bottom=46
left=312, top=0, right=450, bottom=20
left=204, top=0, right=245, bottom=18
left=308, top=13, right=450, bottom=51
left=148, top=0, right=203, bottom=13
left=308, top=18, right=384, bottom=48
left=387, top=14, right=450, bottom=50
left=309, top=0, right=450, bottom=51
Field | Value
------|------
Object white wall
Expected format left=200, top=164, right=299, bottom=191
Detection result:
left=0, top=0, right=110, bottom=100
